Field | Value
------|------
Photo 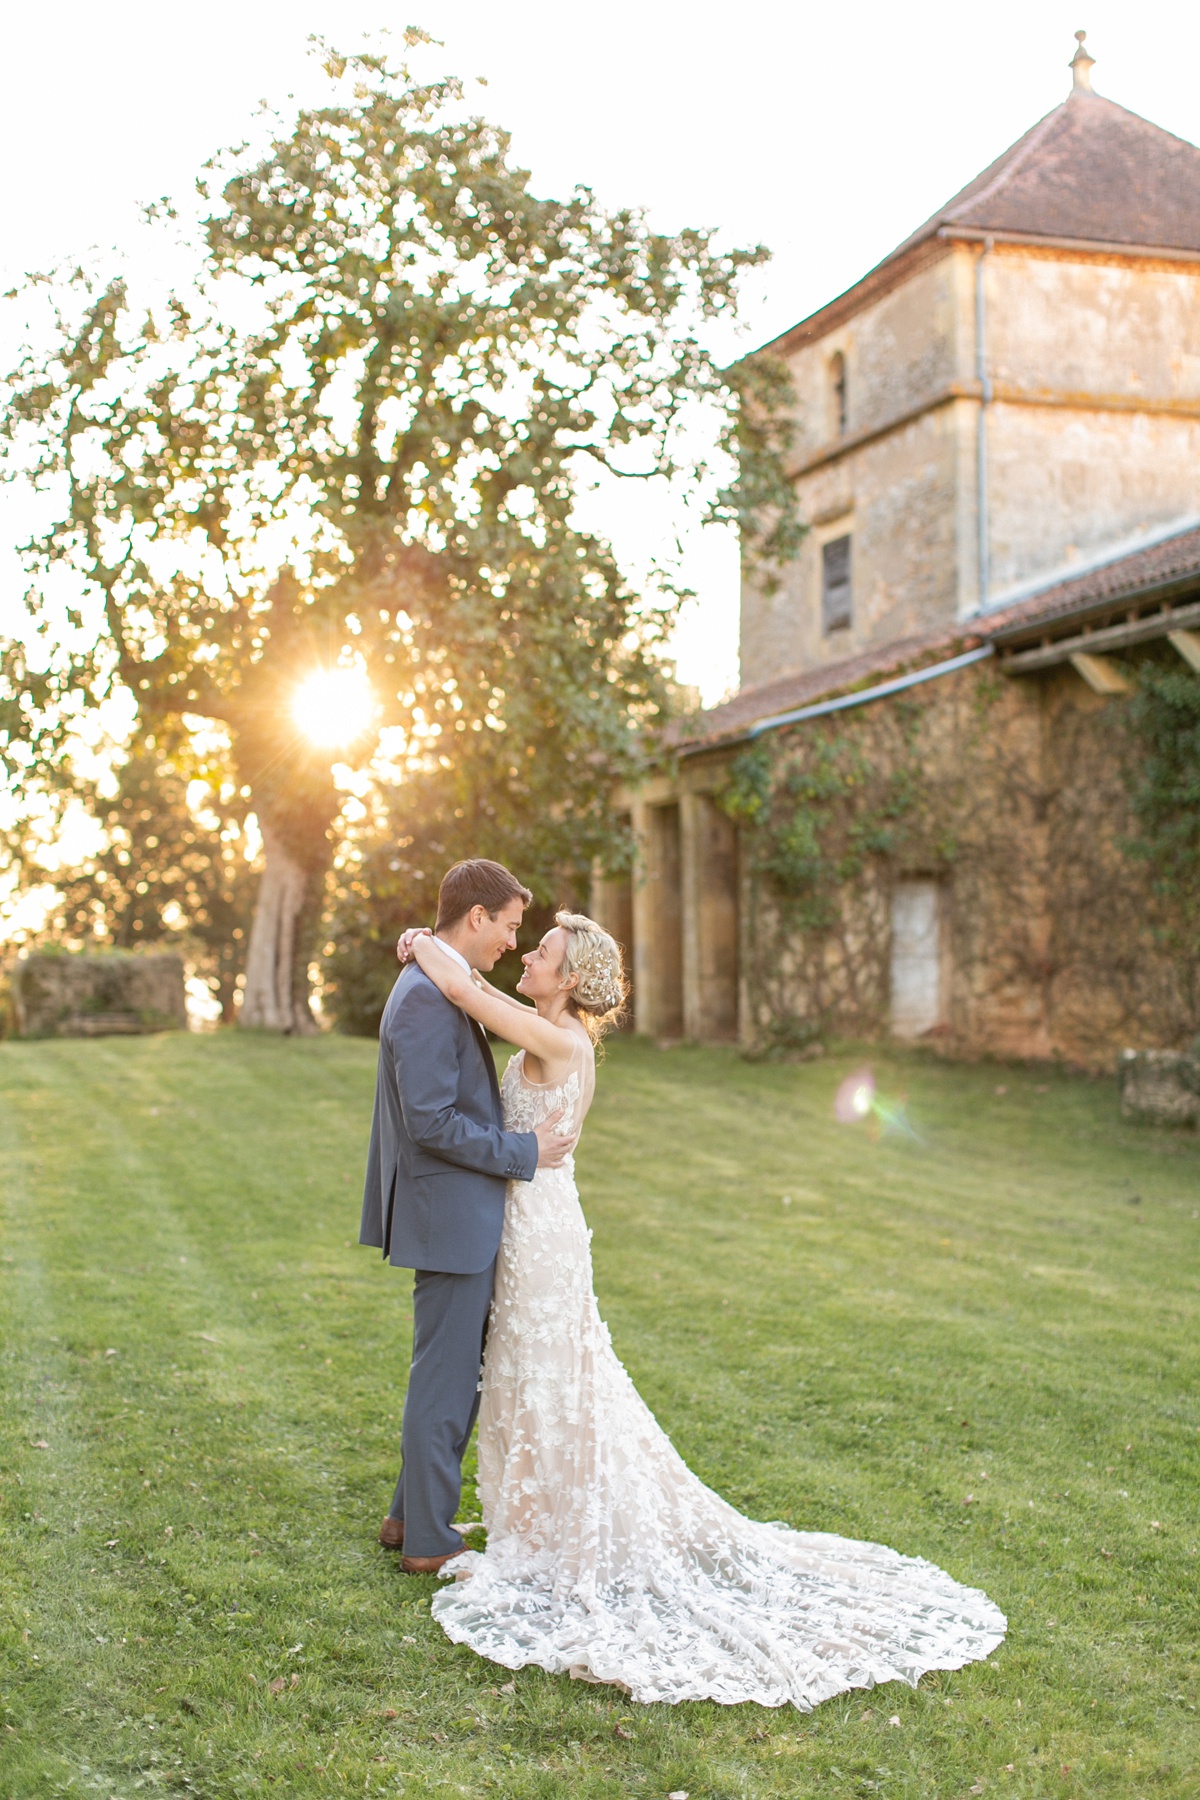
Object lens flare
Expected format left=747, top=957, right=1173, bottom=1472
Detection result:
left=291, top=667, right=375, bottom=749
left=835, top=1068, right=876, bottom=1123
left=834, top=1066, right=922, bottom=1143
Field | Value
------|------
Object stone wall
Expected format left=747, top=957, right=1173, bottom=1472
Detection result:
left=986, top=397, right=1200, bottom=605
left=782, top=250, right=964, bottom=469
left=664, top=663, right=1197, bottom=1070
left=743, top=401, right=967, bottom=689
left=13, top=951, right=187, bottom=1039
left=1118, top=1050, right=1200, bottom=1126
left=742, top=242, right=1200, bottom=690
left=984, top=249, right=1200, bottom=599
left=743, top=248, right=972, bottom=689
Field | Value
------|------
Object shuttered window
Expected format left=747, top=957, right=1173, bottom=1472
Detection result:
left=822, top=534, right=852, bottom=632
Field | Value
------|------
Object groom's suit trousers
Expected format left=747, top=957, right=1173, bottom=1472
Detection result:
left=391, top=1261, right=496, bottom=1557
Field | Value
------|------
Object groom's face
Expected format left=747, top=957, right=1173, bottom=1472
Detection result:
left=471, top=899, right=526, bottom=971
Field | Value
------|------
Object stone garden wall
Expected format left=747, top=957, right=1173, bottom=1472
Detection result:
left=13, top=951, right=187, bottom=1039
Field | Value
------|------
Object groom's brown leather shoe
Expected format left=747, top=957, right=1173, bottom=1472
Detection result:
left=400, top=1551, right=459, bottom=1575
left=378, top=1516, right=405, bottom=1550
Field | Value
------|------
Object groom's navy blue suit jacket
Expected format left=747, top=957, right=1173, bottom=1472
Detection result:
left=359, top=963, right=538, bottom=1274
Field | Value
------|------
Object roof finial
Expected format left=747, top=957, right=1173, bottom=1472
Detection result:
left=1070, top=29, right=1096, bottom=93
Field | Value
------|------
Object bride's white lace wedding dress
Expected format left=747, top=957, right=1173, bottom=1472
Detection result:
left=432, top=1038, right=1005, bottom=1709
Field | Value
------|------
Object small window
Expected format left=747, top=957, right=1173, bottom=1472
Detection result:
left=822, top=535, right=852, bottom=632
left=830, top=351, right=848, bottom=436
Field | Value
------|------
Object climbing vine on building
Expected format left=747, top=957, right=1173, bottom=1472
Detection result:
left=1125, top=658, right=1200, bottom=960
left=709, top=655, right=1200, bottom=1062
left=720, top=728, right=923, bottom=932
left=716, top=701, right=937, bottom=1052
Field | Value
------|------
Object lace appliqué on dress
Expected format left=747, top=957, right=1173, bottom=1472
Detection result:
left=431, top=1045, right=1006, bottom=1710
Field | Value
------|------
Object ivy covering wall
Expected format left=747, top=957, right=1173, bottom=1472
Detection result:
left=712, top=655, right=1200, bottom=1066
left=1125, top=661, right=1200, bottom=966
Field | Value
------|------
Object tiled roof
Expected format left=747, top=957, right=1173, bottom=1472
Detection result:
left=668, top=627, right=967, bottom=750
left=983, top=523, right=1200, bottom=643
left=888, top=91, right=1200, bottom=262
left=671, top=524, right=1200, bottom=752
left=768, top=89, right=1200, bottom=356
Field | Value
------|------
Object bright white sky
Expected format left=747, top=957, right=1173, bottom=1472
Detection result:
left=3, top=0, right=1198, bottom=703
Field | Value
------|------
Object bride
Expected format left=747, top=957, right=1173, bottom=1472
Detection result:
left=399, top=911, right=1005, bottom=1710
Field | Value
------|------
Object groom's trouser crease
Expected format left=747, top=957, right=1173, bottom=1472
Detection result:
left=393, top=1261, right=495, bottom=1558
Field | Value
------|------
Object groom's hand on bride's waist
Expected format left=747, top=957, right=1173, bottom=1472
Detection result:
left=533, top=1108, right=577, bottom=1169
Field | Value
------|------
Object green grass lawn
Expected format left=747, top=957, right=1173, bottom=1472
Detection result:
left=1, top=1032, right=1199, bottom=1799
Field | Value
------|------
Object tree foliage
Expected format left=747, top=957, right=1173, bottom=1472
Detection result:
left=28, top=748, right=257, bottom=1019
left=1, top=35, right=797, bottom=1026
left=319, top=782, right=573, bottom=1037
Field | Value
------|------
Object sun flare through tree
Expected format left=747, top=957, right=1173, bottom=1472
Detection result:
left=0, top=33, right=798, bottom=1028
left=290, top=667, right=377, bottom=751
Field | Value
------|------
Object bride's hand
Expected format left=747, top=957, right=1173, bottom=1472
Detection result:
left=396, top=926, right=434, bottom=964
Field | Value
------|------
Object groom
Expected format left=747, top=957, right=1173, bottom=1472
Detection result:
left=359, top=858, right=575, bottom=1573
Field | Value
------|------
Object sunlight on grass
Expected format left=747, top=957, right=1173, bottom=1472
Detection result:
left=1, top=1033, right=1198, bottom=1796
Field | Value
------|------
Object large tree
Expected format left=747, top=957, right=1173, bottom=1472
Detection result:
left=1, top=37, right=796, bottom=1029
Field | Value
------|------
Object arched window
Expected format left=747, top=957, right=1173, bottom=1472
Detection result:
left=830, top=351, right=848, bottom=437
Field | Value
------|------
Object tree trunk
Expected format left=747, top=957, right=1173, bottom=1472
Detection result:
left=239, top=822, right=322, bottom=1033
left=216, top=967, right=240, bottom=1026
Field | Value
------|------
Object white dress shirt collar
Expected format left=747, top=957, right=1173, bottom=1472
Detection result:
left=432, top=934, right=472, bottom=977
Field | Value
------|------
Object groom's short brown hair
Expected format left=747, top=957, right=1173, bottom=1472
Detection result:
left=436, top=859, right=533, bottom=931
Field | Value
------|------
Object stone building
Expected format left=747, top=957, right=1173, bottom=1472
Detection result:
left=598, top=37, right=1200, bottom=1068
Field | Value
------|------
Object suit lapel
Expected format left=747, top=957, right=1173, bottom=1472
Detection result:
left=409, top=965, right=501, bottom=1109
left=464, top=1009, right=501, bottom=1105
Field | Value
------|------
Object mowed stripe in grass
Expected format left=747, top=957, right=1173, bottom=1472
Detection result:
left=0, top=1031, right=1198, bottom=1798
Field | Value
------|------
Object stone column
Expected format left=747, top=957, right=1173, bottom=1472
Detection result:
left=629, top=795, right=655, bottom=1037
left=628, top=788, right=684, bottom=1041
left=680, top=791, right=703, bottom=1041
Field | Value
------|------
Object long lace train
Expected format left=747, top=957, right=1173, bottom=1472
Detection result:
left=431, top=1045, right=1005, bottom=1709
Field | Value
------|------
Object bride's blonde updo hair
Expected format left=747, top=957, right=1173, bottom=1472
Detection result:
left=555, top=911, right=627, bottom=1041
